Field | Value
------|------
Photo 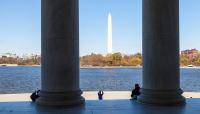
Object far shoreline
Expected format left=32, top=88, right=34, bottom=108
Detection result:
left=1, top=65, right=200, bottom=69
left=80, top=66, right=142, bottom=69
left=81, top=66, right=200, bottom=69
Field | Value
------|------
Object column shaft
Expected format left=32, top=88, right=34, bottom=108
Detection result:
left=138, top=0, right=185, bottom=105
left=36, top=0, right=84, bottom=106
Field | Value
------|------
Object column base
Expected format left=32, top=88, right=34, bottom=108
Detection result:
left=36, top=90, right=85, bottom=106
left=137, top=88, right=186, bottom=106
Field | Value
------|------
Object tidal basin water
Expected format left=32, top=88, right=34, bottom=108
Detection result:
left=0, top=66, right=200, bottom=94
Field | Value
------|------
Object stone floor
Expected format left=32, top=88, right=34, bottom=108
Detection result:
left=0, top=99, right=200, bottom=114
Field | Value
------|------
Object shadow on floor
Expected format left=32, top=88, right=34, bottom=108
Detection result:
left=0, top=99, right=199, bottom=114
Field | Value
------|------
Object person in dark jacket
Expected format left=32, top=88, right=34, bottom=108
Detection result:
left=30, top=90, right=40, bottom=102
left=131, top=84, right=140, bottom=100
left=98, top=91, right=104, bottom=100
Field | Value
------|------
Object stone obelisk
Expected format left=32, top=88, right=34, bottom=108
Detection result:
left=107, top=12, right=113, bottom=54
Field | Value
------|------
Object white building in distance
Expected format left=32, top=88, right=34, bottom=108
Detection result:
left=0, top=53, right=17, bottom=58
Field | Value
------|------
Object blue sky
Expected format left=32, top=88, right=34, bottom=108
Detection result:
left=0, top=0, right=199, bottom=56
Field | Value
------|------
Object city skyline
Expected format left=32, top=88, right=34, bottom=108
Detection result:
left=0, top=0, right=200, bottom=56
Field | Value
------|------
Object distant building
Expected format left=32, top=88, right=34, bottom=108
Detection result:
left=22, top=54, right=41, bottom=60
left=0, top=53, right=17, bottom=58
left=181, top=49, right=199, bottom=60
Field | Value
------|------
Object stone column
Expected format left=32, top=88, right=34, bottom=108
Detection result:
left=36, top=0, right=85, bottom=106
left=138, top=0, right=185, bottom=105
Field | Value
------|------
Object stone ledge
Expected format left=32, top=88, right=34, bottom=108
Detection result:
left=0, top=91, right=199, bottom=102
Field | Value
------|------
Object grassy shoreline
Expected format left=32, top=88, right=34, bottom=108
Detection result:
left=80, top=66, right=142, bottom=68
left=1, top=65, right=200, bottom=69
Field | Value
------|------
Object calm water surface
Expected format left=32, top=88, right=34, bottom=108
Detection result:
left=0, top=66, right=200, bottom=93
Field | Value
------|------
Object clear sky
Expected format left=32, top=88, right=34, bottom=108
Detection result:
left=0, top=0, right=199, bottom=56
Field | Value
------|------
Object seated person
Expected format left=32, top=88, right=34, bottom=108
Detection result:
left=98, top=91, right=104, bottom=100
left=131, top=84, right=140, bottom=100
left=30, top=90, right=40, bottom=102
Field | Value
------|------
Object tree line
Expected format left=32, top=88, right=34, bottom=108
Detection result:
left=1, top=52, right=200, bottom=66
left=0, top=57, right=41, bottom=65
left=80, top=53, right=142, bottom=67
left=180, top=54, right=200, bottom=66
left=81, top=52, right=200, bottom=67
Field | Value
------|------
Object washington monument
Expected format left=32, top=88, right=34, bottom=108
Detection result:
left=107, top=12, right=113, bottom=54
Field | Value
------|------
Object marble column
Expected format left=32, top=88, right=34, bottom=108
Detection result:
left=138, top=0, right=185, bottom=105
left=36, top=0, right=85, bottom=106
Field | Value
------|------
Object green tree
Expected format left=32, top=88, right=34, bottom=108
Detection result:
left=180, top=54, right=189, bottom=66
left=111, top=52, right=122, bottom=66
left=130, top=57, right=142, bottom=66
left=194, top=56, right=200, bottom=66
